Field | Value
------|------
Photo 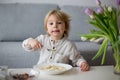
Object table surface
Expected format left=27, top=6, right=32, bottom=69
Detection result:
left=8, top=66, right=120, bottom=80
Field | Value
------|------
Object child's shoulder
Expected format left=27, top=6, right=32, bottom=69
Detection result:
left=63, top=39, right=77, bottom=50
left=64, top=39, right=76, bottom=46
left=37, top=34, right=49, bottom=38
left=36, top=34, right=50, bottom=41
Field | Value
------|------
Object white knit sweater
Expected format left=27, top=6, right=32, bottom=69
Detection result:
left=22, top=35, right=86, bottom=66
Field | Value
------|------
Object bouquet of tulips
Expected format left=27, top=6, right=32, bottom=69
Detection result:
left=81, top=0, right=120, bottom=74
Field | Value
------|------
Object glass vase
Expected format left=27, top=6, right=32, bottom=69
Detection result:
left=113, top=48, right=120, bottom=75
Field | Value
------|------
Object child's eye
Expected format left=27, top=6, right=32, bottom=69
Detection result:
left=57, top=21, right=62, bottom=24
left=49, top=22, right=53, bottom=25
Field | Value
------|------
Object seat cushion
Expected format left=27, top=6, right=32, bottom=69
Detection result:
left=0, top=42, right=39, bottom=68
left=75, top=42, right=114, bottom=66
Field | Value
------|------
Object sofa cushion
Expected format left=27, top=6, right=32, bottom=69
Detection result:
left=0, top=3, right=60, bottom=41
left=0, top=42, right=39, bottom=68
left=61, top=5, right=97, bottom=41
left=75, top=42, right=114, bottom=66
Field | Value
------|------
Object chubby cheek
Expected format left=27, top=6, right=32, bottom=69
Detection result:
left=46, top=26, right=51, bottom=33
left=46, top=30, right=51, bottom=35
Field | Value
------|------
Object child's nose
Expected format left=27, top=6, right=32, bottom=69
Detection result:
left=53, top=23, right=57, bottom=28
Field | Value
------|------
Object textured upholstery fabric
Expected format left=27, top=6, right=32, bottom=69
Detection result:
left=0, top=3, right=59, bottom=41
left=0, top=42, right=39, bottom=68
left=61, top=6, right=97, bottom=41
left=75, top=42, right=114, bottom=66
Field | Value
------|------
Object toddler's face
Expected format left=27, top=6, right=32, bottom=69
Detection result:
left=46, top=15, right=66, bottom=40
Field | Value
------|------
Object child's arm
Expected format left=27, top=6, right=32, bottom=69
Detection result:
left=22, top=38, right=42, bottom=51
left=74, top=54, right=90, bottom=71
left=68, top=42, right=90, bottom=71
left=27, top=38, right=43, bottom=50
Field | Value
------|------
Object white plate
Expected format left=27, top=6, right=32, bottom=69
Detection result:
left=34, top=63, right=73, bottom=75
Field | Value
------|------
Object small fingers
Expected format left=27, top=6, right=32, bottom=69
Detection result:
left=33, top=44, right=42, bottom=50
left=81, top=65, right=90, bottom=71
left=38, top=43, right=43, bottom=49
left=80, top=62, right=90, bottom=71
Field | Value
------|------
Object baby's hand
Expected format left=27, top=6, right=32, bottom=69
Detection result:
left=27, top=38, right=43, bottom=50
left=80, top=62, right=90, bottom=71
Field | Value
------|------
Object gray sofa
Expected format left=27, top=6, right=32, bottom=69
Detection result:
left=0, top=3, right=114, bottom=68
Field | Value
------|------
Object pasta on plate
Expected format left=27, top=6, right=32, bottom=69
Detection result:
left=40, top=65, right=66, bottom=71
left=34, top=63, right=73, bottom=75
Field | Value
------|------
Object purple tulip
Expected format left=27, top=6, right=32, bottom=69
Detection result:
left=95, top=0, right=101, bottom=6
left=115, top=0, right=120, bottom=6
left=97, top=7, right=104, bottom=14
left=85, top=8, right=95, bottom=19
left=84, top=8, right=94, bottom=16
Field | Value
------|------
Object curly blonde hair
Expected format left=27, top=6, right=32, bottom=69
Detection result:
left=44, top=9, right=70, bottom=37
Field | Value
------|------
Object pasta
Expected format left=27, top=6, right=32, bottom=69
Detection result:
left=40, top=65, right=66, bottom=71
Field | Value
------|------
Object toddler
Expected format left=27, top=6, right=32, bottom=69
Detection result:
left=22, top=10, right=90, bottom=71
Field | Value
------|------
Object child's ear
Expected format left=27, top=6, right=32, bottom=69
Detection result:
left=64, top=30, right=66, bottom=33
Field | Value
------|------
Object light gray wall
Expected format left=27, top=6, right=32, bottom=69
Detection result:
left=0, top=0, right=115, bottom=6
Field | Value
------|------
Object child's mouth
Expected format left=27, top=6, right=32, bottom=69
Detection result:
left=52, top=30, right=60, bottom=33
